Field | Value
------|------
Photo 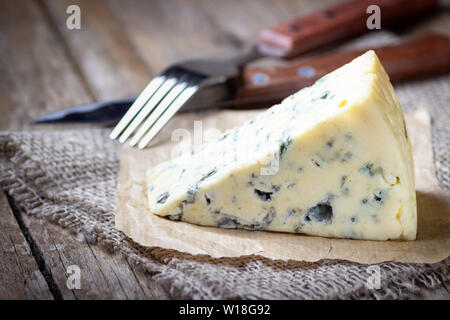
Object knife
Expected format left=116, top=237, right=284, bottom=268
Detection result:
left=31, top=0, right=441, bottom=125
left=31, top=33, right=450, bottom=124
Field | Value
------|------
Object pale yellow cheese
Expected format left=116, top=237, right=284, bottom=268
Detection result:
left=146, top=50, right=416, bottom=240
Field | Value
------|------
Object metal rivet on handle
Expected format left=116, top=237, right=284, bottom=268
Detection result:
left=298, top=66, right=316, bottom=78
left=252, top=73, right=269, bottom=85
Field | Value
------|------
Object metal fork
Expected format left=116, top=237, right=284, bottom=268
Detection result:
left=109, top=48, right=261, bottom=149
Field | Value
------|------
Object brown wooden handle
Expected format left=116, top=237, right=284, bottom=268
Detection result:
left=258, top=0, right=439, bottom=58
left=238, top=33, right=450, bottom=105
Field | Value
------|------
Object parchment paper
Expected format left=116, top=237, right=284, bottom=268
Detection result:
left=115, top=107, right=450, bottom=264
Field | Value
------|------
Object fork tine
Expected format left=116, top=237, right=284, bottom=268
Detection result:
left=135, top=76, right=203, bottom=149
left=110, top=69, right=171, bottom=140
left=117, top=70, right=180, bottom=143
left=128, top=74, right=190, bottom=147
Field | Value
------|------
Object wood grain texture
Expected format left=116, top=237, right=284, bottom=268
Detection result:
left=0, top=192, right=53, bottom=299
left=0, top=0, right=167, bottom=299
left=0, top=0, right=93, bottom=130
left=104, top=0, right=340, bottom=71
left=0, top=0, right=338, bottom=130
left=17, top=212, right=169, bottom=299
left=43, top=0, right=151, bottom=100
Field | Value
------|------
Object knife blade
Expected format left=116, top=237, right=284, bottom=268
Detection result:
left=30, top=97, right=137, bottom=124
left=31, top=33, right=450, bottom=124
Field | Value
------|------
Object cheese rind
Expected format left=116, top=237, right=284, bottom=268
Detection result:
left=146, top=50, right=417, bottom=240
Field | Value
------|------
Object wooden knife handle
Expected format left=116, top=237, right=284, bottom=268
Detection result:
left=238, top=33, right=450, bottom=104
left=258, top=0, right=439, bottom=58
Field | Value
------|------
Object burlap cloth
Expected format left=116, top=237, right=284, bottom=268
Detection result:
left=1, top=22, right=449, bottom=298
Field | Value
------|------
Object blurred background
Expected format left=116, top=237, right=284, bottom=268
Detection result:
left=0, top=0, right=448, bottom=130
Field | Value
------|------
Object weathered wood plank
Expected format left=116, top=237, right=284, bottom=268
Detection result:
left=0, top=0, right=168, bottom=299
left=106, top=0, right=341, bottom=72
left=43, top=0, right=151, bottom=100
left=42, top=0, right=341, bottom=89
left=107, top=0, right=255, bottom=71
left=0, top=0, right=93, bottom=130
left=0, top=191, right=53, bottom=300
left=17, top=212, right=169, bottom=299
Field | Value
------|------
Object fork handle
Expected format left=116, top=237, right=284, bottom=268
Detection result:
left=258, top=0, right=439, bottom=58
left=238, top=33, right=450, bottom=104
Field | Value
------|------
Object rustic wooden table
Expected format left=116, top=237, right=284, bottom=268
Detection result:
left=1, top=0, right=448, bottom=299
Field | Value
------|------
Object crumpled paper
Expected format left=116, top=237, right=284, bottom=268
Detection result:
left=115, top=107, right=450, bottom=264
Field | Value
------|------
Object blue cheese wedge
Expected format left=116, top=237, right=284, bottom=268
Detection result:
left=146, top=50, right=416, bottom=240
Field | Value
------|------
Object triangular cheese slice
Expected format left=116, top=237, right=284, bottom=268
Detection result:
left=146, top=51, right=416, bottom=240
